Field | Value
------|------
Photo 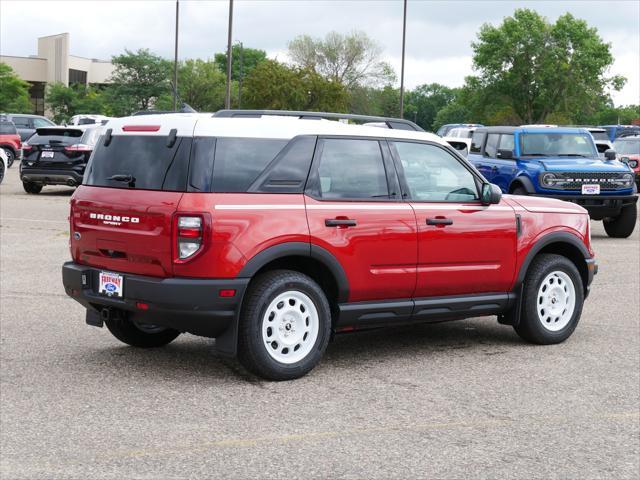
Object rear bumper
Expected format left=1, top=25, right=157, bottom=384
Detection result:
left=20, top=166, right=84, bottom=186
left=536, top=194, right=638, bottom=219
left=62, top=262, right=249, bottom=338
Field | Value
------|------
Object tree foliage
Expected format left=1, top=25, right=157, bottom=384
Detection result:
left=107, top=49, right=172, bottom=114
left=471, top=9, right=625, bottom=124
left=45, top=83, right=106, bottom=124
left=214, top=45, right=267, bottom=82
left=0, top=63, right=33, bottom=113
left=176, top=59, right=226, bottom=111
left=243, top=59, right=348, bottom=112
left=403, top=83, right=457, bottom=131
left=288, top=31, right=395, bottom=88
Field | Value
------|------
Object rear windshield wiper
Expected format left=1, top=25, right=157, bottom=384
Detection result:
left=107, top=174, right=136, bottom=187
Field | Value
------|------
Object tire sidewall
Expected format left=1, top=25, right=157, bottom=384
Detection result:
left=522, top=256, right=584, bottom=343
left=2, top=148, right=14, bottom=167
left=244, top=274, right=331, bottom=378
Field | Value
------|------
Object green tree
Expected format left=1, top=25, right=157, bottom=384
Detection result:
left=288, top=31, right=395, bottom=88
left=432, top=103, right=468, bottom=132
left=0, top=63, right=33, bottom=113
left=404, top=83, right=457, bottom=131
left=46, top=83, right=107, bottom=124
left=214, top=45, right=267, bottom=82
left=243, top=59, right=348, bottom=111
left=471, top=9, right=625, bottom=124
left=106, top=49, right=172, bottom=114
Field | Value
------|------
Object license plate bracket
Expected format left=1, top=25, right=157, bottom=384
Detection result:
left=581, top=184, right=600, bottom=195
left=98, top=271, right=124, bottom=298
left=41, top=151, right=54, bottom=158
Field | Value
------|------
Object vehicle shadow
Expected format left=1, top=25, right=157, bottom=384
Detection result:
left=73, top=318, right=523, bottom=383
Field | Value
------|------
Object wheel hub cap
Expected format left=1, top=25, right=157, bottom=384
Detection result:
left=536, top=270, right=576, bottom=332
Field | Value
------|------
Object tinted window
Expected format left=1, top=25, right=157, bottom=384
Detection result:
left=316, top=139, right=388, bottom=199
left=0, top=122, right=17, bottom=134
left=11, top=117, right=30, bottom=128
left=78, top=118, right=96, bottom=125
left=499, top=134, right=515, bottom=152
left=470, top=131, right=484, bottom=153
left=590, top=131, right=609, bottom=141
left=251, top=136, right=316, bottom=193
left=212, top=138, right=288, bottom=192
left=85, top=135, right=191, bottom=191
left=33, top=118, right=54, bottom=128
left=392, top=142, right=478, bottom=202
left=520, top=133, right=597, bottom=157
left=29, top=129, right=83, bottom=146
left=484, top=134, right=500, bottom=157
left=388, top=121, right=418, bottom=131
left=188, top=137, right=216, bottom=192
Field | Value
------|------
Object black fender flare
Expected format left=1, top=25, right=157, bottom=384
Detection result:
left=509, top=176, right=536, bottom=194
left=237, top=241, right=349, bottom=302
left=514, top=231, right=590, bottom=288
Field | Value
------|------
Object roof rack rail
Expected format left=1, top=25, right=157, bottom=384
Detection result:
left=212, top=109, right=425, bottom=132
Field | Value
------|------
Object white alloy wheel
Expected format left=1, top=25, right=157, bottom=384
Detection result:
left=261, top=290, right=319, bottom=364
left=536, top=270, right=576, bottom=332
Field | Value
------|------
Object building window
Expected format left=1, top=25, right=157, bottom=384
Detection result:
left=29, top=82, right=46, bottom=116
left=68, top=69, right=88, bottom=85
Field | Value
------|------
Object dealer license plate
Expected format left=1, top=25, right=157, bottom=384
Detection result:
left=99, top=271, right=124, bottom=297
left=581, top=184, right=600, bottom=195
left=41, top=151, right=54, bottom=158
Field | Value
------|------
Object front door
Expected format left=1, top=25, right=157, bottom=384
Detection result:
left=389, top=140, right=517, bottom=298
left=305, top=137, right=417, bottom=302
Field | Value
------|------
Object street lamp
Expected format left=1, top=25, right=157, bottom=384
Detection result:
left=399, top=0, right=407, bottom=117
left=173, top=0, right=179, bottom=111
left=225, top=0, right=234, bottom=109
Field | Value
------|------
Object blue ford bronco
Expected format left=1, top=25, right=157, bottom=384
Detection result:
left=468, top=127, right=638, bottom=238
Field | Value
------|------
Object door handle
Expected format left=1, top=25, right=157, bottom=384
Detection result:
left=426, top=218, right=453, bottom=226
left=325, top=218, right=357, bottom=227
left=491, top=165, right=499, bottom=172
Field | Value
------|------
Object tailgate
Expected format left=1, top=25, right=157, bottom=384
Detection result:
left=70, top=185, right=182, bottom=277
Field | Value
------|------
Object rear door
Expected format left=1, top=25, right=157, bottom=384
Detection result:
left=476, top=132, right=500, bottom=183
left=305, top=137, right=417, bottom=302
left=389, top=140, right=517, bottom=298
left=71, top=127, right=193, bottom=277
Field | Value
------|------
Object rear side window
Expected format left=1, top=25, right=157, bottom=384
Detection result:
left=315, top=138, right=389, bottom=200
left=212, top=138, right=288, bottom=192
left=470, top=131, right=484, bottom=153
left=85, top=135, right=191, bottom=191
left=78, top=118, right=96, bottom=125
left=11, top=117, right=30, bottom=128
left=0, top=122, right=17, bottom=134
left=29, top=129, right=83, bottom=146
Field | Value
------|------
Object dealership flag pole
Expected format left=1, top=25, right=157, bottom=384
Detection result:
left=399, top=0, right=407, bottom=117
left=173, top=0, right=179, bottom=111
left=225, top=0, right=234, bottom=109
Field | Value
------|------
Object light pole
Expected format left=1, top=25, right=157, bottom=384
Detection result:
left=238, top=41, right=244, bottom=109
left=399, top=0, right=407, bottom=117
left=225, top=0, right=234, bottom=109
left=173, top=0, right=179, bottom=111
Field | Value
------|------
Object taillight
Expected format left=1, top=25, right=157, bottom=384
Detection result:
left=65, top=144, right=93, bottom=153
left=22, top=143, right=32, bottom=152
left=176, top=215, right=203, bottom=261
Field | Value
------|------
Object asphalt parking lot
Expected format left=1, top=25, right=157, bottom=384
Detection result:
left=1, top=166, right=638, bottom=480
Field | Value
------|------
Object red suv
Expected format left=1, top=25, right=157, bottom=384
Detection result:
left=0, top=120, right=22, bottom=168
left=62, top=111, right=597, bottom=380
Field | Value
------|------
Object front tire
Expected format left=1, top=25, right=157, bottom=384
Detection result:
left=1, top=148, right=14, bottom=168
left=105, top=316, right=180, bottom=348
left=238, top=270, right=332, bottom=380
left=22, top=181, right=42, bottom=194
left=603, top=204, right=637, bottom=238
left=514, top=254, right=584, bottom=345
left=511, top=186, right=528, bottom=196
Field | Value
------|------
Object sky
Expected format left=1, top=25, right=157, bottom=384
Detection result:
left=1, top=0, right=638, bottom=106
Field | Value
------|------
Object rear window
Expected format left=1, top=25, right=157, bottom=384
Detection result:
left=29, top=129, right=84, bottom=146
left=590, top=131, right=609, bottom=141
left=0, top=122, right=17, bottom=134
left=84, top=135, right=191, bottom=191
left=78, top=118, right=97, bottom=125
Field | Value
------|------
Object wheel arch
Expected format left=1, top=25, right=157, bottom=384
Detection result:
left=0, top=144, right=17, bottom=156
left=516, top=232, right=590, bottom=293
left=509, top=175, right=535, bottom=194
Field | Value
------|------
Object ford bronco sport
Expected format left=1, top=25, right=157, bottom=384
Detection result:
left=62, top=111, right=597, bottom=380
left=468, top=127, right=638, bottom=238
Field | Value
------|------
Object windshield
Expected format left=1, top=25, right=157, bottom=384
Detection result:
left=614, top=138, right=640, bottom=155
left=520, top=133, right=597, bottom=157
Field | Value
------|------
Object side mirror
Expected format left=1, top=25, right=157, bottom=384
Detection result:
left=604, top=149, right=616, bottom=161
left=481, top=183, right=502, bottom=205
left=496, top=149, right=513, bottom=159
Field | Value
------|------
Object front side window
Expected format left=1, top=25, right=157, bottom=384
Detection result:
left=499, top=134, right=515, bottom=152
left=33, top=118, right=54, bottom=128
left=316, top=139, right=389, bottom=199
left=520, top=133, right=597, bottom=157
left=470, top=131, right=484, bottom=153
left=392, top=142, right=478, bottom=202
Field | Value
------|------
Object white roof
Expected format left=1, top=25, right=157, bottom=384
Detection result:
left=105, top=113, right=446, bottom=145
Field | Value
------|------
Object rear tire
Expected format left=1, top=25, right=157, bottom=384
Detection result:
left=603, top=204, right=637, bottom=238
left=105, top=317, right=180, bottom=348
left=514, top=254, right=584, bottom=345
left=22, top=181, right=42, bottom=194
left=0, top=160, right=5, bottom=184
left=1, top=148, right=14, bottom=168
left=238, top=270, right=332, bottom=380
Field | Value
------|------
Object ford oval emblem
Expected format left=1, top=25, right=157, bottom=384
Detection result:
left=73, top=232, right=81, bottom=240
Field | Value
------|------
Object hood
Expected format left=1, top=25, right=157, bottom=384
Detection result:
left=504, top=194, right=587, bottom=214
left=538, top=157, right=631, bottom=173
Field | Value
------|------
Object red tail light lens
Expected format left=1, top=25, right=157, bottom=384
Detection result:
left=64, top=144, right=93, bottom=153
left=22, top=143, right=32, bottom=152
left=176, top=215, right=203, bottom=260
